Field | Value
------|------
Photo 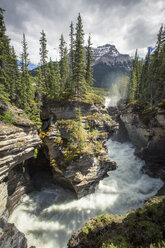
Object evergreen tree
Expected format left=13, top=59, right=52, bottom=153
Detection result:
left=54, top=60, right=61, bottom=96
left=8, top=46, right=20, bottom=103
left=140, top=49, right=151, bottom=102
left=72, top=13, right=86, bottom=97
left=69, top=22, right=74, bottom=77
left=128, top=24, right=165, bottom=108
left=35, top=66, right=44, bottom=103
left=0, top=8, right=10, bottom=100
left=85, top=33, right=94, bottom=86
left=18, top=33, right=32, bottom=110
left=39, top=30, right=48, bottom=81
left=59, top=35, right=69, bottom=92
left=158, top=43, right=165, bottom=100
left=47, top=58, right=57, bottom=99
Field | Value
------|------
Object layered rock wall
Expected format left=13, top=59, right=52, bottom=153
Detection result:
left=0, top=123, right=41, bottom=217
left=118, top=105, right=165, bottom=181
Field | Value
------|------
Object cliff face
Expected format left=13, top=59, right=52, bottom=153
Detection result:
left=108, top=103, right=165, bottom=184
left=0, top=100, right=41, bottom=247
left=0, top=122, right=41, bottom=217
left=119, top=105, right=165, bottom=181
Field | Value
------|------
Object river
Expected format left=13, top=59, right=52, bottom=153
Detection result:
left=9, top=139, right=163, bottom=248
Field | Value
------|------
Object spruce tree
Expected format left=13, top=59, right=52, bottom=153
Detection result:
left=69, top=22, right=74, bottom=77
left=39, top=30, right=48, bottom=81
left=0, top=8, right=10, bottom=100
left=36, top=66, right=44, bottom=103
left=140, top=49, right=151, bottom=102
left=54, top=61, right=61, bottom=96
left=19, top=33, right=32, bottom=111
left=59, top=35, right=69, bottom=92
left=85, top=33, right=94, bottom=86
left=72, top=13, right=86, bottom=97
left=158, top=43, right=165, bottom=100
left=8, top=46, right=20, bottom=103
left=47, top=58, right=57, bottom=99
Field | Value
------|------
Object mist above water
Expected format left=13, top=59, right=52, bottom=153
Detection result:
left=9, top=140, right=163, bottom=248
left=104, top=74, right=129, bottom=108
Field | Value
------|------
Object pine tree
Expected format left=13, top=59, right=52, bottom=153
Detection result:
left=59, top=34, right=69, bottom=92
left=47, top=58, right=57, bottom=99
left=140, top=49, right=151, bottom=102
left=69, top=22, right=74, bottom=77
left=158, top=43, right=165, bottom=100
left=85, top=33, right=94, bottom=86
left=54, top=61, right=61, bottom=96
left=19, top=33, right=32, bottom=110
left=8, top=46, right=20, bottom=103
left=72, top=13, right=86, bottom=97
left=35, top=66, right=44, bottom=103
left=0, top=8, right=10, bottom=100
left=128, top=24, right=165, bottom=107
left=39, top=30, right=48, bottom=81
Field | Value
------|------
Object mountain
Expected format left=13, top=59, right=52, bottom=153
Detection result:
left=30, top=44, right=132, bottom=89
left=92, top=44, right=132, bottom=89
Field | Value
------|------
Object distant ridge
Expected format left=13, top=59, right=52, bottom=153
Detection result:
left=92, top=44, right=132, bottom=89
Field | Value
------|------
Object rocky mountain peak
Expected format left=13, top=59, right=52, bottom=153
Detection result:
left=92, top=44, right=132, bottom=66
left=92, top=44, right=119, bottom=62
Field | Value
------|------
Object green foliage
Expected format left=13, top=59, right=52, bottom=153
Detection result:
left=149, top=241, right=165, bottom=248
left=158, top=99, right=165, bottom=109
left=59, top=34, right=70, bottom=92
left=33, top=148, right=38, bottom=159
left=0, top=110, right=14, bottom=124
left=85, top=34, right=94, bottom=86
left=128, top=24, right=165, bottom=108
left=0, top=9, right=19, bottom=104
left=82, top=92, right=104, bottom=105
left=69, top=22, right=74, bottom=80
left=39, top=29, right=48, bottom=80
left=27, top=100, right=42, bottom=127
left=72, top=13, right=87, bottom=97
left=128, top=50, right=142, bottom=102
left=101, top=235, right=131, bottom=248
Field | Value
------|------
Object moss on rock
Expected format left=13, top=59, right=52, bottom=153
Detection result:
left=68, top=196, right=165, bottom=248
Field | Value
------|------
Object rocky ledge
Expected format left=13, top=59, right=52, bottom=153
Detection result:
left=0, top=213, right=28, bottom=248
left=68, top=196, right=165, bottom=248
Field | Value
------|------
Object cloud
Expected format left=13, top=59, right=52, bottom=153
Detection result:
left=1, top=0, right=165, bottom=64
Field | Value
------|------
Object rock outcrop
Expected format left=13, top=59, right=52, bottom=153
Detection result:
left=0, top=214, right=28, bottom=248
left=45, top=128, right=116, bottom=198
left=41, top=101, right=118, bottom=198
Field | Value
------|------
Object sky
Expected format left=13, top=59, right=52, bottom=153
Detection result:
left=1, top=0, right=165, bottom=65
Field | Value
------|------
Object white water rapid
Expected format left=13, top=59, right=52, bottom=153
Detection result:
left=9, top=140, right=163, bottom=248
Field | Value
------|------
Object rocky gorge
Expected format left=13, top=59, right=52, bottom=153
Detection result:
left=0, top=97, right=165, bottom=248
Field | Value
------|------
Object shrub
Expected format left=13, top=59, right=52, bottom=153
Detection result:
left=0, top=110, right=14, bottom=124
left=34, top=148, right=38, bottom=159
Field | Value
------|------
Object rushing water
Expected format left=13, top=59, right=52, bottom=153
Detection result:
left=9, top=140, right=163, bottom=248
